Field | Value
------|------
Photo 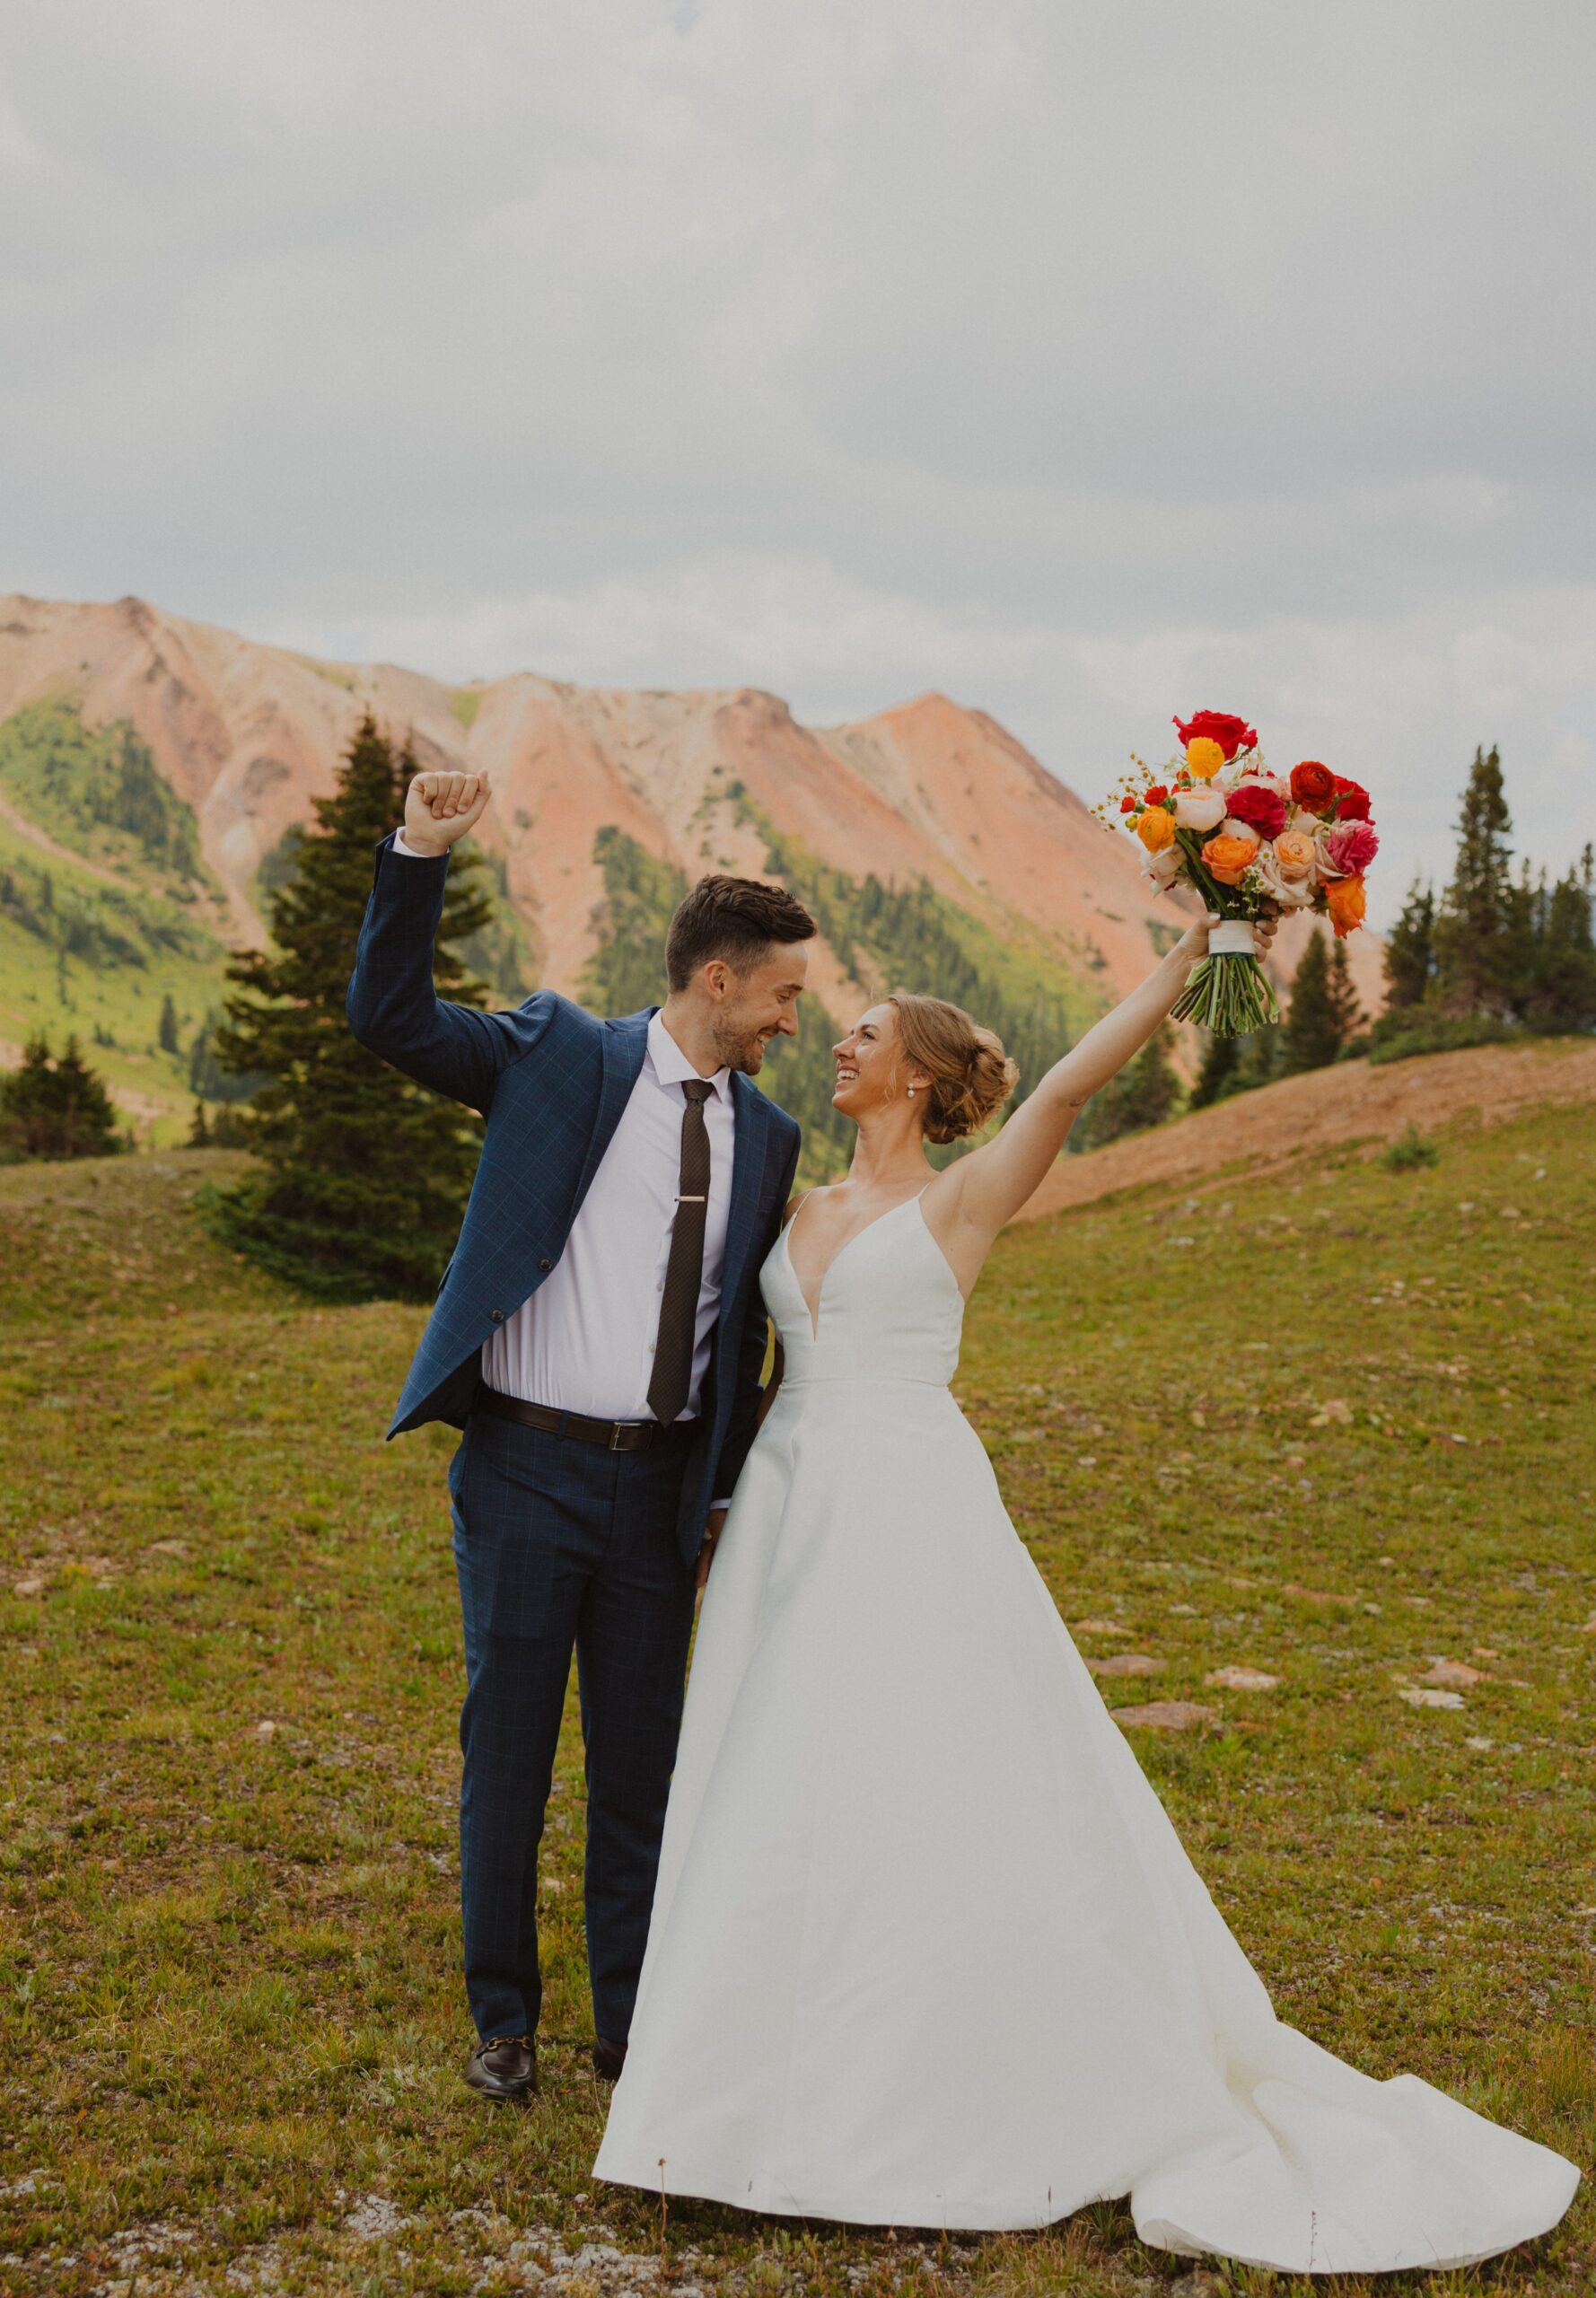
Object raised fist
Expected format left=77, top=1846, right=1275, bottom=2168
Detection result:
left=403, top=768, right=493, bottom=855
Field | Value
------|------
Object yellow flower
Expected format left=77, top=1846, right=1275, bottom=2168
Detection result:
left=1186, top=736, right=1226, bottom=779
left=1136, top=806, right=1175, bottom=852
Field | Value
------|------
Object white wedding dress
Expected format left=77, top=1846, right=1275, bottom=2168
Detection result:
left=594, top=1194, right=1577, bottom=2274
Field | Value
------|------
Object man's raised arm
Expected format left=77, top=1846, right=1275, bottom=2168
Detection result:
left=347, top=768, right=546, bottom=1110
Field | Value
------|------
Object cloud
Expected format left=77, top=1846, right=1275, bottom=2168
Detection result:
left=2, top=0, right=1592, bottom=915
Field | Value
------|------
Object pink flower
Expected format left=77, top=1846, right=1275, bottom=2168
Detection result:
left=1321, top=820, right=1379, bottom=876
left=1224, top=782, right=1288, bottom=842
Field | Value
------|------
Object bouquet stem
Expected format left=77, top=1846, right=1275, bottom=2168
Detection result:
left=1172, top=948, right=1278, bottom=1036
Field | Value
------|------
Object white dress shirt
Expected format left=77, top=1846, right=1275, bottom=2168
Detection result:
left=393, top=830, right=739, bottom=1435
left=482, top=1009, right=735, bottom=1422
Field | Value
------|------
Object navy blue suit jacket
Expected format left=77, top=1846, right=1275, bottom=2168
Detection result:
left=346, top=833, right=802, bottom=1563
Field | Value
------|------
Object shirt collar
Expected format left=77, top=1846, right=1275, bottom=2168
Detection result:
left=646, top=1010, right=732, bottom=1103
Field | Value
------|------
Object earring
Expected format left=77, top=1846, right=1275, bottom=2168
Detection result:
left=907, top=1084, right=916, bottom=1098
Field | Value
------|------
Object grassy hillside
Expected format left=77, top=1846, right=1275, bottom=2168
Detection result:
left=0, top=704, right=235, bottom=1144
left=2, top=1102, right=1592, bottom=2294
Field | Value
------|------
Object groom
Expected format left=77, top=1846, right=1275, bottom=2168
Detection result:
left=347, top=766, right=811, bottom=2100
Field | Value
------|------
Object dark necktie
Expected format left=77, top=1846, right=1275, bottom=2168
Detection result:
left=648, top=1079, right=715, bottom=1425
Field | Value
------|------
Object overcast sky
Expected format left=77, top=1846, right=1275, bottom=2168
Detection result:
left=4, top=0, right=1593, bottom=918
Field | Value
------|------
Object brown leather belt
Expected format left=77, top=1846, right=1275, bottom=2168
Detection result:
left=474, top=1386, right=691, bottom=1452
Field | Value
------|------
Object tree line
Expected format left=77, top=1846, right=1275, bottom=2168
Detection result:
left=1183, top=743, right=1594, bottom=1110
left=7, top=730, right=1590, bottom=1294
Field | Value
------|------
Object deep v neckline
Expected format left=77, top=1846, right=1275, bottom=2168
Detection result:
left=783, top=1187, right=929, bottom=1341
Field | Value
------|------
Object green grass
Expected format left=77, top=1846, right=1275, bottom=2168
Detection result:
left=2, top=1109, right=1593, bottom=2295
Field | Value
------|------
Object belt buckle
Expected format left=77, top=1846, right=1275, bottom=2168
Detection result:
left=609, top=1423, right=630, bottom=1452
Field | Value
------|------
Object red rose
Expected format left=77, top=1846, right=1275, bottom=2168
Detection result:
left=1224, top=782, right=1288, bottom=841
left=1120, top=794, right=1137, bottom=814
left=1330, top=774, right=1372, bottom=822
left=1144, top=784, right=1169, bottom=805
left=1289, top=759, right=1336, bottom=810
left=1173, top=710, right=1258, bottom=760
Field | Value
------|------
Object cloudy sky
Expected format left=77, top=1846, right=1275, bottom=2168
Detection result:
left=4, top=0, right=1593, bottom=917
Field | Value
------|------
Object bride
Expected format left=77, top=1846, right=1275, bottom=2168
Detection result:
left=593, top=913, right=1577, bottom=2276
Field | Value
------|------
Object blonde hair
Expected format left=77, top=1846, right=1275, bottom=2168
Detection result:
left=886, top=992, right=1019, bottom=1145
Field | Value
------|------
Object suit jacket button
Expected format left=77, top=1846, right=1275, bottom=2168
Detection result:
left=539, top=1257, right=552, bottom=1271
left=489, top=1308, right=504, bottom=1323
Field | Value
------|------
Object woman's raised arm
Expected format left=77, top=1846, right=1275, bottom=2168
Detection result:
left=935, top=912, right=1274, bottom=1252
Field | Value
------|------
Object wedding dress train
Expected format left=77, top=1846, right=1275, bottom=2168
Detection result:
left=595, top=1195, right=1577, bottom=2274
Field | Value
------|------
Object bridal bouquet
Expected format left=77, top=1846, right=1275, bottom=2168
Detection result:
left=1105, top=709, right=1378, bottom=1037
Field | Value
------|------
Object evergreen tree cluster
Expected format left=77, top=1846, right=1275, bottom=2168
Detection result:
left=207, top=715, right=497, bottom=1300
left=582, top=824, right=853, bottom=1180
left=0, top=699, right=201, bottom=881
left=1376, top=746, right=1596, bottom=1057
left=187, top=1007, right=260, bottom=1104
left=1073, top=1026, right=1182, bottom=1148
left=0, top=848, right=192, bottom=970
left=748, top=813, right=1078, bottom=1118
left=583, top=816, right=1089, bottom=1180
left=0, top=1032, right=126, bottom=1160
left=1191, top=925, right=1364, bottom=1108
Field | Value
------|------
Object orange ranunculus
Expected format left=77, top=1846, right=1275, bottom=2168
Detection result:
left=1325, top=873, right=1367, bottom=936
left=1200, top=830, right=1260, bottom=886
left=1273, top=828, right=1316, bottom=879
left=1136, top=805, right=1175, bottom=852
left=1185, top=736, right=1226, bottom=779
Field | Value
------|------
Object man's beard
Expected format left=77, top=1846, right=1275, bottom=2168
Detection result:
left=713, top=1017, right=772, bottom=1075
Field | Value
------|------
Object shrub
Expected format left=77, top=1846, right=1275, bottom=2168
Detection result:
left=1381, top=1124, right=1441, bottom=1172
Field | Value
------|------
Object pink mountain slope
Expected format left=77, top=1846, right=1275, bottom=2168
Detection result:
left=0, top=592, right=1385, bottom=1023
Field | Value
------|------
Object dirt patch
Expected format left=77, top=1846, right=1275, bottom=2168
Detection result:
left=1019, top=1038, right=1596, bottom=1221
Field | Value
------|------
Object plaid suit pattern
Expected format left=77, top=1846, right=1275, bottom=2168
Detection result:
left=346, top=830, right=801, bottom=1557
left=347, top=831, right=801, bottom=2042
left=451, top=1415, right=697, bottom=2044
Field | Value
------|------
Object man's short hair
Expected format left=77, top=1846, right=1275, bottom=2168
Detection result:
left=664, top=874, right=817, bottom=992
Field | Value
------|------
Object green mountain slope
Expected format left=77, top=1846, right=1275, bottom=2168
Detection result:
left=583, top=816, right=1094, bottom=1183
left=0, top=703, right=234, bottom=1139
left=0, top=702, right=536, bottom=1145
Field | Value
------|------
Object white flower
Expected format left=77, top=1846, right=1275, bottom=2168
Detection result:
left=1141, top=842, right=1185, bottom=887
left=1233, top=768, right=1287, bottom=799
left=1172, top=786, right=1225, bottom=832
left=1219, top=818, right=1263, bottom=849
left=1255, top=843, right=1317, bottom=908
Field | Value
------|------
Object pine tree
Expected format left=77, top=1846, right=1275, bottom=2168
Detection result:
left=0, top=1031, right=126, bottom=1159
left=1529, top=849, right=1596, bottom=1031
left=1432, top=745, right=1517, bottom=1016
left=1327, top=939, right=1364, bottom=1049
left=1282, top=925, right=1347, bottom=1073
left=1074, top=1025, right=1181, bottom=1149
left=1188, top=1031, right=1239, bottom=1109
left=158, top=992, right=180, bottom=1054
left=208, top=715, right=496, bottom=1299
left=1383, top=881, right=1435, bottom=1011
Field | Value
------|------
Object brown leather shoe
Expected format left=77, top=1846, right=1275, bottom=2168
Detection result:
left=464, top=2033, right=538, bottom=2101
left=592, top=2035, right=627, bottom=2082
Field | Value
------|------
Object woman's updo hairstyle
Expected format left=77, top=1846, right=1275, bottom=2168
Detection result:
left=886, top=992, right=1020, bottom=1145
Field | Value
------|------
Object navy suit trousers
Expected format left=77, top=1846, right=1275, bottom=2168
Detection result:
left=449, top=1408, right=697, bottom=2046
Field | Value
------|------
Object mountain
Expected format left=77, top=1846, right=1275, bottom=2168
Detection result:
left=0, top=592, right=1384, bottom=1159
